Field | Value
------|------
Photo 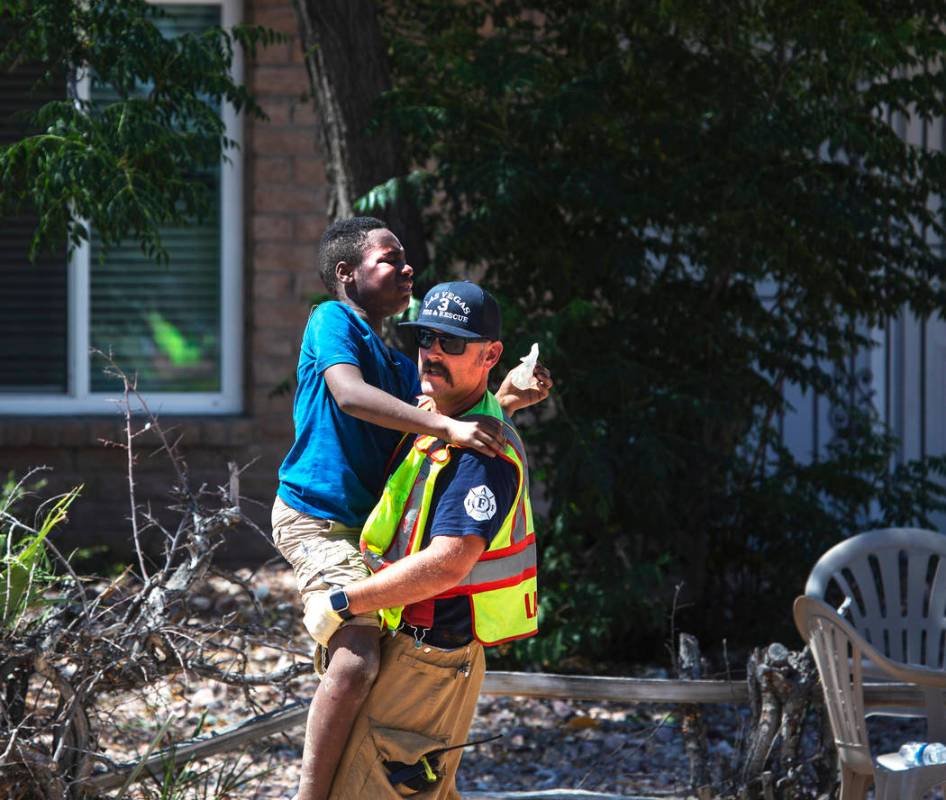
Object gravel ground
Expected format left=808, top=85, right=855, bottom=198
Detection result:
left=103, top=689, right=729, bottom=799
left=91, top=565, right=946, bottom=799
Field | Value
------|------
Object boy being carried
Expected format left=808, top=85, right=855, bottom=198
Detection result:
left=272, top=217, right=551, bottom=800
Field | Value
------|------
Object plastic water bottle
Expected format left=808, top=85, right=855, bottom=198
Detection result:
left=899, top=741, right=946, bottom=766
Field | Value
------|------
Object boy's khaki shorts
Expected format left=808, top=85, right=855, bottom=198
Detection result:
left=271, top=497, right=380, bottom=642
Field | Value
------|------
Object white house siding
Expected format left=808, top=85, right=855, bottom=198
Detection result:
left=780, top=110, right=946, bottom=530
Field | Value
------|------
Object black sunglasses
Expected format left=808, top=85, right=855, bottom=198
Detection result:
left=414, top=328, right=488, bottom=355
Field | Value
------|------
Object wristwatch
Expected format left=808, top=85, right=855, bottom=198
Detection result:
left=328, top=588, right=353, bottom=620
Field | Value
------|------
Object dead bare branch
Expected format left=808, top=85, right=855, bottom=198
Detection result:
left=0, top=355, right=299, bottom=798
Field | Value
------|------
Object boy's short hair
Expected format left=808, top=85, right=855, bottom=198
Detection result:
left=319, top=216, right=388, bottom=296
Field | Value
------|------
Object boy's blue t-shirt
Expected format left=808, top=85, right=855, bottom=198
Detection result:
left=277, top=301, right=421, bottom=528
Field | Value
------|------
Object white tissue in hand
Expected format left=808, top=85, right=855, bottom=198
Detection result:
left=509, top=343, right=540, bottom=390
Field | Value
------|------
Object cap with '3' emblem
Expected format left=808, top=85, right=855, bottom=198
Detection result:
left=399, top=280, right=501, bottom=340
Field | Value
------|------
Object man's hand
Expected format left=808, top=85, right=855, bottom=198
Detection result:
left=443, top=417, right=506, bottom=457
left=303, top=595, right=345, bottom=646
left=496, top=363, right=554, bottom=416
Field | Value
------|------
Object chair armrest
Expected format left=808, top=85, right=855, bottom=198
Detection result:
left=795, top=596, right=946, bottom=689
left=862, top=652, right=946, bottom=689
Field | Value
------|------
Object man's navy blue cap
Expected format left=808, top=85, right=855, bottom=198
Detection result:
left=399, top=280, right=502, bottom=340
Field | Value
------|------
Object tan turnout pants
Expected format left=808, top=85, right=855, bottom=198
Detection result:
left=328, top=630, right=486, bottom=800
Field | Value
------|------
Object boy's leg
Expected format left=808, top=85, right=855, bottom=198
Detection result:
left=296, top=624, right=380, bottom=800
left=270, top=498, right=380, bottom=800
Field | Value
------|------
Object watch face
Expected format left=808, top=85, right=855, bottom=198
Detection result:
left=330, top=590, right=348, bottom=613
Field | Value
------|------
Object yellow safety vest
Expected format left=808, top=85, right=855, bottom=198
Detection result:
left=360, top=391, right=538, bottom=646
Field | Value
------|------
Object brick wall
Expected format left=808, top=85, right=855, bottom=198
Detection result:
left=0, top=0, right=327, bottom=565
left=242, top=0, right=328, bottom=526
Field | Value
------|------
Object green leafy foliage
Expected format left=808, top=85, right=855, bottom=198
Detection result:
left=0, top=0, right=281, bottom=261
left=354, top=169, right=427, bottom=216
left=367, top=0, right=946, bottom=658
left=0, top=473, right=81, bottom=631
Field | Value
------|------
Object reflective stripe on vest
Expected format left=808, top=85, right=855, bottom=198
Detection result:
left=360, top=391, right=538, bottom=645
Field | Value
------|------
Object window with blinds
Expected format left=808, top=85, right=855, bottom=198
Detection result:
left=0, top=65, right=68, bottom=393
left=90, top=4, right=223, bottom=393
left=0, top=1, right=241, bottom=413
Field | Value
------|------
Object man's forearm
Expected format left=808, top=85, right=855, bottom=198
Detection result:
left=346, top=537, right=484, bottom=615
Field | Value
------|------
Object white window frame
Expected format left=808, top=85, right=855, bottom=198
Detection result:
left=0, top=0, right=243, bottom=415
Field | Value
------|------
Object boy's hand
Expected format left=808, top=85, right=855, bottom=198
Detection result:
left=303, top=595, right=345, bottom=646
left=496, top=363, right=554, bottom=416
left=444, top=417, right=506, bottom=457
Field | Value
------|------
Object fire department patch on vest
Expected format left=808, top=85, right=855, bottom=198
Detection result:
left=464, top=485, right=497, bottom=521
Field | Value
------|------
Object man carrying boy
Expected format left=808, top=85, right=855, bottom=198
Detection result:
left=273, top=218, right=550, bottom=800
left=304, top=280, right=539, bottom=799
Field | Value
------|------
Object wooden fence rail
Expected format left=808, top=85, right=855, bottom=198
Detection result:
left=80, top=670, right=927, bottom=793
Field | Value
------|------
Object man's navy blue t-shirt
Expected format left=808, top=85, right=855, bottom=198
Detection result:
left=277, top=302, right=421, bottom=528
left=392, top=440, right=519, bottom=647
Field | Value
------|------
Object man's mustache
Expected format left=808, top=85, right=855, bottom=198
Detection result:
left=421, top=360, right=453, bottom=385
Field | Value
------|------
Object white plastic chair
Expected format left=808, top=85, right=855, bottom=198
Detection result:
left=805, top=527, right=946, bottom=740
left=795, top=595, right=946, bottom=799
